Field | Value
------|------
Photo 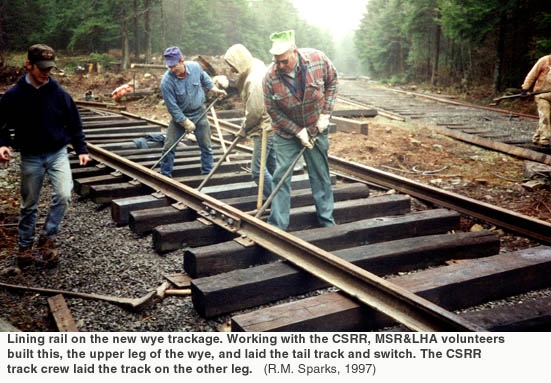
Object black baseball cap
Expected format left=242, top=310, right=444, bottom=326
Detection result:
left=28, top=44, right=56, bottom=69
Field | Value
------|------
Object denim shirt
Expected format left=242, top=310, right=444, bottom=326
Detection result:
left=160, top=61, right=214, bottom=123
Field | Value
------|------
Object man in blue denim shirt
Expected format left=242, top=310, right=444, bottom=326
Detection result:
left=0, top=44, right=90, bottom=267
left=159, top=46, right=227, bottom=176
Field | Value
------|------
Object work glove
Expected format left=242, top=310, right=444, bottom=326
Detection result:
left=212, top=75, right=229, bottom=89
left=296, top=128, right=314, bottom=150
left=180, top=118, right=196, bottom=133
left=316, top=114, right=331, bottom=133
left=209, top=85, right=227, bottom=98
left=237, top=126, right=248, bottom=138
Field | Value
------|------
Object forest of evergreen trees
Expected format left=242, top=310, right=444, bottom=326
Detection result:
left=0, top=0, right=335, bottom=69
left=356, top=0, right=551, bottom=93
left=1, top=0, right=550, bottom=94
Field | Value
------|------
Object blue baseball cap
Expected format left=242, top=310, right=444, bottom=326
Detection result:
left=163, top=46, right=183, bottom=67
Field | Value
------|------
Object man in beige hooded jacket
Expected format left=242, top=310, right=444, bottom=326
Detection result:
left=224, top=44, right=276, bottom=198
left=522, top=54, right=551, bottom=145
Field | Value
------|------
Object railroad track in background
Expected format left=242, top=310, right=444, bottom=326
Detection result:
left=60, top=87, right=551, bottom=333
left=337, top=79, right=551, bottom=165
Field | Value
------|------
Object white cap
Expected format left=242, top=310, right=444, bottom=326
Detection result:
left=269, top=30, right=295, bottom=55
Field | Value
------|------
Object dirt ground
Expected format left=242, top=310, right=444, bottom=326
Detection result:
left=330, top=118, right=551, bottom=222
left=1, top=65, right=550, bottom=231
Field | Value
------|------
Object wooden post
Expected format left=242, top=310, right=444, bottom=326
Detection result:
left=211, top=108, right=228, bottom=161
left=48, top=294, right=79, bottom=332
left=257, top=129, right=268, bottom=210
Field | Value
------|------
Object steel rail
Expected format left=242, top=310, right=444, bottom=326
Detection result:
left=329, top=155, right=551, bottom=244
left=337, top=84, right=538, bottom=121
left=388, top=88, right=538, bottom=120
left=86, top=142, right=484, bottom=332
left=84, top=103, right=550, bottom=241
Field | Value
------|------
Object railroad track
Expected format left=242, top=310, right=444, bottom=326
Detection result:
left=337, top=79, right=551, bottom=163
left=3, top=81, right=551, bottom=332
left=57, top=81, right=551, bottom=333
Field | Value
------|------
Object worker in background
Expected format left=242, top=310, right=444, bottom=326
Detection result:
left=262, top=30, right=338, bottom=230
left=159, top=46, right=227, bottom=177
left=0, top=44, right=90, bottom=267
left=521, top=54, right=551, bottom=146
left=223, top=43, right=276, bottom=198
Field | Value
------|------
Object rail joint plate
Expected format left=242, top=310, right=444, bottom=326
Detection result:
left=199, top=202, right=242, bottom=232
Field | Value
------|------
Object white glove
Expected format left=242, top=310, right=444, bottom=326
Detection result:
left=209, top=85, right=227, bottom=98
left=316, top=113, right=330, bottom=133
left=180, top=118, right=196, bottom=133
left=212, top=75, right=229, bottom=89
left=296, top=128, right=313, bottom=150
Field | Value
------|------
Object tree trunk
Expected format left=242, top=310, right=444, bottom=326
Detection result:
left=493, top=12, right=506, bottom=94
left=0, top=1, right=6, bottom=66
left=160, top=0, right=166, bottom=51
left=144, top=0, right=152, bottom=64
left=133, top=0, right=140, bottom=63
left=121, top=17, right=130, bottom=70
left=431, top=24, right=441, bottom=87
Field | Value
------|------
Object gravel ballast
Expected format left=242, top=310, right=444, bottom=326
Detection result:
left=1, top=153, right=227, bottom=332
left=1, top=143, right=549, bottom=332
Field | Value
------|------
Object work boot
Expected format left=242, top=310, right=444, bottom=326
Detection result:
left=15, top=246, right=36, bottom=268
left=37, top=236, right=59, bottom=267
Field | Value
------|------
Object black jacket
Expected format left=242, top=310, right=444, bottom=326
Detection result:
left=0, top=75, right=88, bottom=155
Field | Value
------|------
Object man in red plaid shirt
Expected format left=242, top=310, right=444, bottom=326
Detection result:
left=262, top=30, right=338, bottom=230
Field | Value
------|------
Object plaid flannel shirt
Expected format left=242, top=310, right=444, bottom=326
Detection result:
left=263, top=48, right=338, bottom=138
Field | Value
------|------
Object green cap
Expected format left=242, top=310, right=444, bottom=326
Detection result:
left=269, top=30, right=295, bottom=55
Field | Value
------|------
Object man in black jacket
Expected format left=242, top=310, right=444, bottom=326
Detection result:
left=0, top=44, right=90, bottom=267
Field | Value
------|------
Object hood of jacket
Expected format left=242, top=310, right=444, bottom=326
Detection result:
left=224, top=44, right=272, bottom=136
left=224, top=44, right=253, bottom=77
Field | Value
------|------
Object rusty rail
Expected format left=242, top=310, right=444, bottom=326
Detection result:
left=87, top=142, right=484, bottom=331
left=329, top=155, right=551, bottom=244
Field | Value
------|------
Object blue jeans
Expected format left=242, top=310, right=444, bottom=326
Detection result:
left=252, top=134, right=276, bottom=199
left=267, top=132, right=335, bottom=230
left=160, top=112, right=213, bottom=176
left=18, top=147, right=73, bottom=248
